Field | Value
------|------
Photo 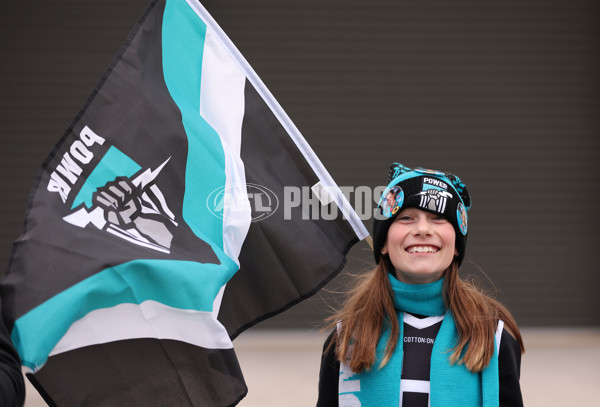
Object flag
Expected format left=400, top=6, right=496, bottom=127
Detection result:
left=0, top=0, right=368, bottom=405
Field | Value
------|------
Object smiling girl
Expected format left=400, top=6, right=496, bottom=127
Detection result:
left=317, top=163, right=524, bottom=407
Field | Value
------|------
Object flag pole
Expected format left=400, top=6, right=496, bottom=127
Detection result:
left=364, top=235, right=373, bottom=250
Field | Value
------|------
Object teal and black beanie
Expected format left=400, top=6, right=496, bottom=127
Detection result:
left=372, top=163, right=472, bottom=266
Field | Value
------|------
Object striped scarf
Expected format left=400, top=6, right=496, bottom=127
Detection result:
left=338, top=275, right=499, bottom=407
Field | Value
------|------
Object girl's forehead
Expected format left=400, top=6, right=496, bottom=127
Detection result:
left=398, top=207, right=426, bottom=215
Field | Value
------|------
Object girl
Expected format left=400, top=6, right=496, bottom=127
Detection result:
left=317, top=163, right=524, bottom=407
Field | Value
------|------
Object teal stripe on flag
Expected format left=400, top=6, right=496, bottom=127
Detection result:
left=162, top=0, right=227, bottom=250
left=12, top=259, right=230, bottom=370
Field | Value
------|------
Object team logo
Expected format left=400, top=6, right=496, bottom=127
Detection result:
left=416, top=177, right=453, bottom=213
left=47, top=126, right=178, bottom=254
left=417, top=189, right=453, bottom=213
left=63, top=157, right=177, bottom=254
left=457, top=202, right=468, bottom=235
left=381, top=186, right=404, bottom=218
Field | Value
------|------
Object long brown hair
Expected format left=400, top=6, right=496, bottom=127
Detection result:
left=327, top=259, right=524, bottom=374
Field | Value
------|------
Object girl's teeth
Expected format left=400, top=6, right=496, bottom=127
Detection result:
left=408, top=246, right=438, bottom=253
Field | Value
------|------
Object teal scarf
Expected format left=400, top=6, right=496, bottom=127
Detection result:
left=338, top=275, right=499, bottom=407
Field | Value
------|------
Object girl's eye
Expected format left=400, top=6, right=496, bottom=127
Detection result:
left=432, top=216, right=447, bottom=222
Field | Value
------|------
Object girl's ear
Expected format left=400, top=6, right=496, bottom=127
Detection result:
left=454, top=248, right=459, bottom=256
left=381, top=244, right=388, bottom=255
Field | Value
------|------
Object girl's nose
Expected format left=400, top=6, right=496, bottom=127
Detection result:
left=413, top=215, right=432, bottom=236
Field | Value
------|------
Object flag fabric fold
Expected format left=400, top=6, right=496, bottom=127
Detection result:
left=0, top=0, right=367, bottom=405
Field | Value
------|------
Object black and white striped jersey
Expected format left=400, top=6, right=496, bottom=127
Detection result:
left=317, top=315, right=523, bottom=407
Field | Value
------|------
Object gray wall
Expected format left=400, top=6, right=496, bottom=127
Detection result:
left=1, top=0, right=598, bottom=328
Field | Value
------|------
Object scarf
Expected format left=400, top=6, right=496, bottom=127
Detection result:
left=338, top=275, right=499, bottom=407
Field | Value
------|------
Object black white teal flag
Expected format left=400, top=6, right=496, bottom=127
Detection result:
left=0, top=0, right=368, bottom=405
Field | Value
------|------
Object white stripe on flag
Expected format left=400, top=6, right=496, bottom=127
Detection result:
left=200, top=27, right=251, bottom=268
left=184, top=0, right=368, bottom=241
left=49, top=299, right=233, bottom=359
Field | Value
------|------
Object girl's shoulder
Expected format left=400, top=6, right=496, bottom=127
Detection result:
left=322, top=329, right=337, bottom=351
left=498, top=325, right=522, bottom=362
left=497, top=325, right=524, bottom=407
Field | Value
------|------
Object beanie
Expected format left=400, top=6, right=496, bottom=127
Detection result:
left=372, top=163, right=471, bottom=266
